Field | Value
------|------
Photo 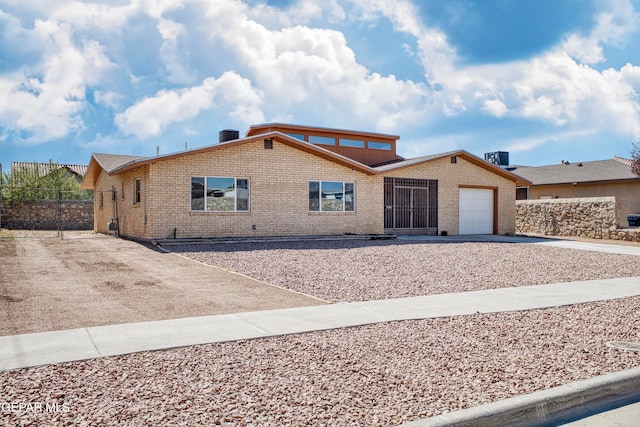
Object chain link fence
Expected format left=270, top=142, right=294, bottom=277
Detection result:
left=0, top=187, right=94, bottom=238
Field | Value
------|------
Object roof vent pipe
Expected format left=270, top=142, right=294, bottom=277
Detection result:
left=219, top=129, right=240, bottom=143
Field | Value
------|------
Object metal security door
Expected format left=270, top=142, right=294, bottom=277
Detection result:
left=394, top=187, right=411, bottom=228
left=384, top=177, right=438, bottom=235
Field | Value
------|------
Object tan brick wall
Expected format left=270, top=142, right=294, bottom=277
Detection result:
left=381, top=156, right=516, bottom=235
left=94, top=172, right=117, bottom=234
left=92, top=144, right=516, bottom=238
left=96, top=140, right=383, bottom=239
left=93, top=166, right=150, bottom=236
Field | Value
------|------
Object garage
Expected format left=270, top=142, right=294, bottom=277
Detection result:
left=459, top=188, right=495, bottom=234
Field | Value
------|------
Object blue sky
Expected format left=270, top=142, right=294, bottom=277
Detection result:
left=1, top=0, right=640, bottom=172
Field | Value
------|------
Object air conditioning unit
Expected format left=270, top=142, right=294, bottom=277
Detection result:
left=484, top=151, right=509, bottom=166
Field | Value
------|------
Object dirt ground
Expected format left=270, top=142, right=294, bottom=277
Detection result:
left=0, top=234, right=324, bottom=336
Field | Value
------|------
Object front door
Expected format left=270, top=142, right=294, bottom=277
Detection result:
left=384, top=177, right=438, bottom=235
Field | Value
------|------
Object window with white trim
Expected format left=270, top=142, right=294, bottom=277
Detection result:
left=309, top=181, right=354, bottom=212
left=191, top=176, right=249, bottom=212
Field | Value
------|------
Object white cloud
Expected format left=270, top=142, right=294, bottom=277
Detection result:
left=362, top=0, right=640, bottom=138
left=503, top=129, right=598, bottom=153
left=349, top=0, right=458, bottom=86
left=2, top=0, right=640, bottom=157
left=50, top=1, right=137, bottom=30
left=94, top=90, right=123, bottom=109
left=508, top=50, right=640, bottom=134
left=157, top=18, right=194, bottom=84
left=115, top=71, right=264, bottom=138
left=399, top=132, right=469, bottom=158
left=561, top=0, right=639, bottom=65
left=0, top=0, right=436, bottom=143
left=482, top=99, right=508, bottom=117
left=0, top=18, right=115, bottom=142
left=195, top=1, right=433, bottom=131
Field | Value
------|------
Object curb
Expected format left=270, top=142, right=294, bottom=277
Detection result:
left=400, top=366, right=640, bottom=427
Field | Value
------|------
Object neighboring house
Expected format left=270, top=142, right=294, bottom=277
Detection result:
left=509, top=157, right=640, bottom=225
left=10, top=162, right=88, bottom=184
left=81, top=123, right=528, bottom=240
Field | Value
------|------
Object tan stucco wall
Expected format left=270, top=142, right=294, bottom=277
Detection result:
left=95, top=139, right=382, bottom=239
left=381, top=156, right=516, bottom=235
left=529, top=181, right=640, bottom=225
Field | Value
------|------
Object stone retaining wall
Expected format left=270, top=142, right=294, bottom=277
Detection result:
left=0, top=200, right=93, bottom=230
left=515, top=197, right=640, bottom=242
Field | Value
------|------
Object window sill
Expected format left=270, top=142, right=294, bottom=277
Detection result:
left=190, top=210, right=251, bottom=214
left=308, top=211, right=356, bottom=214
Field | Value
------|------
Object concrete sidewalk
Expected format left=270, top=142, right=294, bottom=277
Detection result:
left=399, top=234, right=640, bottom=255
left=2, top=275, right=640, bottom=371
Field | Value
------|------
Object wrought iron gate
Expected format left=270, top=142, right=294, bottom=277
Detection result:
left=384, top=177, right=438, bottom=235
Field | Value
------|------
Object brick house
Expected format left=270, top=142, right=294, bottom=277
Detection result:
left=81, top=124, right=528, bottom=240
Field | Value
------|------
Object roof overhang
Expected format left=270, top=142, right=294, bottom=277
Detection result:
left=377, top=150, right=531, bottom=187
left=526, top=178, right=640, bottom=187
left=81, top=154, right=146, bottom=189
left=81, top=156, right=104, bottom=189
left=82, top=136, right=531, bottom=189
left=104, top=132, right=378, bottom=177
left=247, top=122, right=399, bottom=141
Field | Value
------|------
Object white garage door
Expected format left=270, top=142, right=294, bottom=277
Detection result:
left=459, top=188, right=494, bottom=234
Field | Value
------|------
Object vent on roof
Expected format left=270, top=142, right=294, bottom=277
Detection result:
left=219, top=129, right=239, bottom=143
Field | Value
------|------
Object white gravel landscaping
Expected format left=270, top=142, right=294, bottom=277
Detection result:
left=172, top=240, right=640, bottom=302
left=2, top=239, right=639, bottom=426
left=1, top=297, right=638, bottom=426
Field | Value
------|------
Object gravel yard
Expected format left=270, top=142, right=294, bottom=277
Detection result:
left=2, top=237, right=640, bottom=426
left=171, top=239, right=640, bottom=302
left=2, top=297, right=639, bottom=426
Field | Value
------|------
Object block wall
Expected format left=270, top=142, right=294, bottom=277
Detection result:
left=528, top=181, right=640, bottom=226
left=516, top=197, right=622, bottom=239
left=1, top=200, right=92, bottom=230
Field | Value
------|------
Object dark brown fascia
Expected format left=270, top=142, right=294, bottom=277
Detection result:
left=107, top=132, right=378, bottom=176
left=247, top=122, right=400, bottom=141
